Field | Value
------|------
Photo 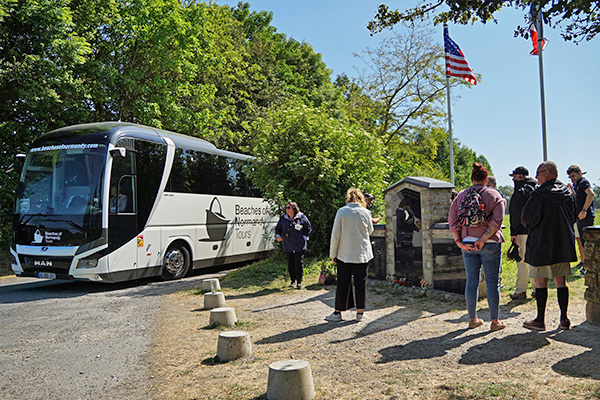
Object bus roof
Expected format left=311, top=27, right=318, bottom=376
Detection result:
left=35, top=122, right=252, bottom=161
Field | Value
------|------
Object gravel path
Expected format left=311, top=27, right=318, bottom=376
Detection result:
left=0, top=271, right=228, bottom=400
left=150, top=281, right=600, bottom=399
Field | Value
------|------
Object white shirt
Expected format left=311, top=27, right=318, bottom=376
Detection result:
left=329, top=202, right=374, bottom=263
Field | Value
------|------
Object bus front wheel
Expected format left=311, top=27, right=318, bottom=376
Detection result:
left=161, top=244, right=190, bottom=280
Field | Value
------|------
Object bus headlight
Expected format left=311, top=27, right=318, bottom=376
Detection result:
left=77, top=258, right=98, bottom=269
left=76, top=248, right=107, bottom=269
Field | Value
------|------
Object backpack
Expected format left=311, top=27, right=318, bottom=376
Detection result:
left=457, top=187, right=487, bottom=226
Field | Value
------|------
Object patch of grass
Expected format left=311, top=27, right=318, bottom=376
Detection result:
left=219, top=253, right=329, bottom=293
left=478, top=382, right=527, bottom=397
left=569, top=382, right=600, bottom=399
left=177, top=365, right=198, bottom=376
left=588, top=383, right=600, bottom=399
left=234, top=320, right=255, bottom=328
left=220, top=254, right=289, bottom=289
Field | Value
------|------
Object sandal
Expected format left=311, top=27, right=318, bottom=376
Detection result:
left=468, top=318, right=484, bottom=329
left=490, top=321, right=507, bottom=331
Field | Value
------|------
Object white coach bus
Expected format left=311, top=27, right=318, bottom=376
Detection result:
left=10, top=122, right=276, bottom=282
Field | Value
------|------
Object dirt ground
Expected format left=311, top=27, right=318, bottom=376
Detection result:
left=149, top=281, right=600, bottom=400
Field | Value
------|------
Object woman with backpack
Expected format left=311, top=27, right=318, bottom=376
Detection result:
left=449, top=162, right=506, bottom=331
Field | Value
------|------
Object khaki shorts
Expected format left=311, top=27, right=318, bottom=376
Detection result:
left=574, top=222, right=580, bottom=239
left=529, top=262, right=572, bottom=279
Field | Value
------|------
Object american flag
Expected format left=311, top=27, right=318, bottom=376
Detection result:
left=444, top=25, right=477, bottom=85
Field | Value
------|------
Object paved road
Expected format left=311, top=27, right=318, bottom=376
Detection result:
left=0, top=270, right=228, bottom=400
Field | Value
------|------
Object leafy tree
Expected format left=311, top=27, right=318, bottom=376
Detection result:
left=368, top=1, right=600, bottom=43
left=593, top=184, right=600, bottom=210
left=353, top=24, right=472, bottom=145
left=248, top=101, right=387, bottom=254
left=0, top=0, right=496, bottom=263
left=334, top=74, right=381, bottom=133
left=0, top=0, right=92, bottom=248
left=435, top=136, right=492, bottom=190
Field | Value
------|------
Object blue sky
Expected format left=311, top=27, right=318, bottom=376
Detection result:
left=217, top=0, right=599, bottom=189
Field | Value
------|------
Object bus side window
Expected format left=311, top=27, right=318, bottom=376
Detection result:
left=117, top=176, right=135, bottom=214
left=213, top=156, right=235, bottom=196
left=166, top=148, right=212, bottom=195
left=110, top=146, right=136, bottom=214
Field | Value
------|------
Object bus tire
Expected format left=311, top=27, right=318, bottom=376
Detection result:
left=161, top=244, right=190, bottom=280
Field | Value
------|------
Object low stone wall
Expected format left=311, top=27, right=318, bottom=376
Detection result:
left=583, top=226, right=600, bottom=325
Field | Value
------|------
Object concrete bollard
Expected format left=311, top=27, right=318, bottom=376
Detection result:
left=209, top=307, right=237, bottom=327
left=216, top=331, right=252, bottom=362
left=201, top=278, right=221, bottom=292
left=267, top=360, right=315, bottom=400
left=204, top=291, right=226, bottom=309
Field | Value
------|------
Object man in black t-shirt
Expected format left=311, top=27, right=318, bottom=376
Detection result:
left=566, top=165, right=595, bottom=267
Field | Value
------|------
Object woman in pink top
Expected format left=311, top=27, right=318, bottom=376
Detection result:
left=449, top=162, right=506, bottom=331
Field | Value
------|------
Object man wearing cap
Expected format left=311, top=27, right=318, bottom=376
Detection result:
left=508, top=166, right=537, bottom=300
left=566, top=165, right=595, bottom=268
left=364, top=193, right=382, bottom=223
left=521, top=161, right=576, bottom=331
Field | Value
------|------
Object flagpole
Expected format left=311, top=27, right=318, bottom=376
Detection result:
left=444, top=23, right=455, bottom=186
left=536, top=8, right=548, bottom=161
left=446, top=75, right=455, bottom=185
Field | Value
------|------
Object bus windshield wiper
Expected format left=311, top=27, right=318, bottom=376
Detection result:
left=64, top=220, right=86, bottom=233
left=39, top=218, right=86, bottom=233
left=18, top=214, right=34, bottom=226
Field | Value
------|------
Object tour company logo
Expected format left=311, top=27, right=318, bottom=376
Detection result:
left=203, top=197, right=230, bottom=241
left=32, top=229, right=63, bottom=245
left=33, top=229, right=43, bottom=244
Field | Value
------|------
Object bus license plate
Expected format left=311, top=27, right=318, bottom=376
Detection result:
left=37, top=272, right=56, bottom=280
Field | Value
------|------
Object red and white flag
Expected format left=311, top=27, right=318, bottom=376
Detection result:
left=530, top=22, right=548, bottom=55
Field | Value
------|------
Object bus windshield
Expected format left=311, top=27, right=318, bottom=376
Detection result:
left=14, top=144, right=107, bottom=246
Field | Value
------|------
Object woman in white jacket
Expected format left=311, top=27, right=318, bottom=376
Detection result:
left=326, top=188, right=374, bottom=322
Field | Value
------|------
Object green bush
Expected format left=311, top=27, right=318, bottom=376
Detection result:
left=248, top=101, right=387, bottom=255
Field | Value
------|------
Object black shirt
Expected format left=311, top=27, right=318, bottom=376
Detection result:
left=574, top=177, right=595, bottom=221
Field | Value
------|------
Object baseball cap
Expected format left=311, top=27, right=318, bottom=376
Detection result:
left=566, top=165, right=587, bottom=175
left=364, top=193, right=375, bottom=200
left=509, top=166, right=529, bottom=177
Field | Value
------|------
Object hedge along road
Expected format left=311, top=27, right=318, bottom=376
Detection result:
left=0, top=270, right=229, bottom=400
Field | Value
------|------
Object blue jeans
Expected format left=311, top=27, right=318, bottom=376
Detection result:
left=461, top=242, right=502, bottom=320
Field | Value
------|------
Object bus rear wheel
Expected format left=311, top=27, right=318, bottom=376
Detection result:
left=161, top=244, right=190, bottom=280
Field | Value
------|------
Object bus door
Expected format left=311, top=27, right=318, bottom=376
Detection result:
left=107, top=149, right=139, bottom=280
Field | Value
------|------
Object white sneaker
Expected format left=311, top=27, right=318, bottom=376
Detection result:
left=325, top=312, right=342, bottom=322
left=289, top=282, right=296, bottom=288
left=356, top=312, right=367, bottom=322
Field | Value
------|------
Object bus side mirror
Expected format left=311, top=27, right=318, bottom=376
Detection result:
left=6, top=154, right=26, bottom=173
left=110, top=147, right=127, bottom=158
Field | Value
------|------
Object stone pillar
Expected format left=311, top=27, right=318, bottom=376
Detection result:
left=582, top=227, right=600, bottom=325
left=384, top=191, right=396, bottom=278
left=267, top=360, right=315, bottom=400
